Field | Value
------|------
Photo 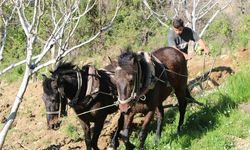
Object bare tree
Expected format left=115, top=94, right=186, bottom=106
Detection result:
left=142, top=0, right=234, bottom=37
left=0, top=1, right=16, bottom=61
left=0, top=0, right=121, bottom=148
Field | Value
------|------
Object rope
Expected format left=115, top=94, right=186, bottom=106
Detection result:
left=76, top=101, right=119, bottom=116
left=164, top=68, right=188, bottom=77
left=198, top=53, right=208, bottom=89
left=198, top=54, right=217, bottom=94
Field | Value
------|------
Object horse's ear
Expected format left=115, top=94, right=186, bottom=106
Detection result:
left=136, top=53, right=143, bottom=61
left=136, top=51, right=145, bottom=61
left=120, top=45, right=132, bottom=54
left=108, top=57, right=118, bottom=68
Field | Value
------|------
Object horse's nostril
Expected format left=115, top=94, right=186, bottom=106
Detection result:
left=127, top=106, right=131, bottom=113
left=47, top=124, right=53, bottom=130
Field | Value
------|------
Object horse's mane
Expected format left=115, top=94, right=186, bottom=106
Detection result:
left=52, top=62, right=76, bottom=73
left=118, top=50, right=137, bottom=73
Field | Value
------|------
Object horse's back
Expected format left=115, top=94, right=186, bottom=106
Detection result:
left=152, top=47, right=186, bottom=67
left=152, top=47, right=188, bottom=87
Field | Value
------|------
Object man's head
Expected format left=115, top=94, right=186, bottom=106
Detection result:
left=173, top=18, right=184, bottom=35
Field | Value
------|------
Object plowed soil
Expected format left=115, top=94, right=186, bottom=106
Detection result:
left=0, top=49, right=249, bottom=150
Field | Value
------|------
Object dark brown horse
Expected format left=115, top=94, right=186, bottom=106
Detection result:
left=111, top=47, right=196, bottom=149
left=42, top=62, right=118, bottom=150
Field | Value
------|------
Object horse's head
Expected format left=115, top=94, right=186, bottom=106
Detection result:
left=42, top=73, right=67, bottom=130
left=114, top=51, right=142, bottom=113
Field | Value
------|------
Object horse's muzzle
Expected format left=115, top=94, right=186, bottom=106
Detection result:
left=119, top=103, right=131, bottom=114
left=48, top=120, right=61, bottom=130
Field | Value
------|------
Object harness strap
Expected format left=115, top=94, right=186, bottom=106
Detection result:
left=69, top=69, right=82, bottom=106
left=45, top=95, right=62, bottom=117
left=151, top=54, right=170, bottom=86
left=86, top=66, right=95, bottom=96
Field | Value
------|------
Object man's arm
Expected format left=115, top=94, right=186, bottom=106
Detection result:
left=197, top=39, right=210, bottom=55
left=167, top=31, right=176, bottom=47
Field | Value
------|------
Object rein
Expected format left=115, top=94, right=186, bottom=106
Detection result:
left=118, top=59, right=141, bottom=104
left=46, top=66, right=118, bottom=117
left=45, top=95, right=62, bottom=117
left=45, top=68, right=82, bottom=117
left=76, top=101, right=119, bottom=116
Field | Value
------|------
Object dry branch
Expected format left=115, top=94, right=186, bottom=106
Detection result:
left=0, top=0, right=121, bottom=148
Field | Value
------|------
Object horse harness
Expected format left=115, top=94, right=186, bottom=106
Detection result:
left=118, top=52, right=170, bottom=104
left=46, top=66, right=115, bottom=117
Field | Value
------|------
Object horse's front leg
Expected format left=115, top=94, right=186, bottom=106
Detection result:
left=109, top=112, right=124, bottom=149
left=139, top=110, right=155, bottom=150
left=79, top=120, right=91, bottom=150
left=120, top=113, right=135, bottom=150
left=155, top=105, right=164, bottom=142
left=91, top=116, right=106, bottom=150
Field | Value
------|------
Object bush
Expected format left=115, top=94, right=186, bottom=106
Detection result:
left=232, top=14, right=250, bottom=49
left=63, top=123, right=81, bottom=141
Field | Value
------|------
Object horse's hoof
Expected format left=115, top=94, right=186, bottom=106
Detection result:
left=126, top=142, right=135, bottom=150
left=107, top=143, right=117, bottom=150
left=155, top=136, right=160, bottom=144
left=107, top=146, right=115, bottom=150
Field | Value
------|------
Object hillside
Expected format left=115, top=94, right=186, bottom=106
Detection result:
left=0, top=48, right=249, bottom=150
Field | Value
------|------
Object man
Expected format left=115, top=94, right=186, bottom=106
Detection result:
left=168, top=18, right=210, bottom=60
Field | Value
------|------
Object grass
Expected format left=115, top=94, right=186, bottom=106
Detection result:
left=121, top=64, right=250, bottom=150
left=63, top=123, right=82, bottom=141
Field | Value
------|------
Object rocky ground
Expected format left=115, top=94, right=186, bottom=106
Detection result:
left=0, top=49, right=249, bottom=150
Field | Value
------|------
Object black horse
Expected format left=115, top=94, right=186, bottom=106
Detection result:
left=111, top=47, right=197, bottom=149
left=42, top=62, right=118, bottom=150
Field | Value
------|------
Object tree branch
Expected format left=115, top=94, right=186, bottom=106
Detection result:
left=0, top=5, right=16, bottom=61
left=142, top=0, right=169, bottom=27
left=199, top=0, right=233, bottom=37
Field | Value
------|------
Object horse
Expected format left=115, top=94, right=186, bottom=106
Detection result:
left=110, top=47, right=196, bottom=149
left=42, top=62, right=118, bottom=150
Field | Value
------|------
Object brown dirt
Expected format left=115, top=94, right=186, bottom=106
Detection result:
left=0, top=49, right=250, bottom=150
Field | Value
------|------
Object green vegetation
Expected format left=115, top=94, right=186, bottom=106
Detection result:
left=1, top=1, right=250, bottom=149
left=1, top=1, right=250, bottom=83
left=204, top=14, right=250, bottom=55
left=122, top=64, right=250, bottom=149
left=63, top=123, right=82, bottom=141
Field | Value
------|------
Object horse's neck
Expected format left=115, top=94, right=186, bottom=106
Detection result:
left=99, top=70, right=116, bottom=93
left=62, top=73, right=84, bottom=100
left=138, top=55, right=155, bottom=91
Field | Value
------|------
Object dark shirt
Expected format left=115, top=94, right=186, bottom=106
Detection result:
left=168, top=27, right=200, bottom=54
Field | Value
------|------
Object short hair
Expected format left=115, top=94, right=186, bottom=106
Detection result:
left=172, top=18, right=184, bottom=28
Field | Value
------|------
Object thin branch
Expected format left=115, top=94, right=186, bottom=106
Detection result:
left=197, top=1, right=218, bottom=20
left=0, top=0, right=7, bottom=7
left=32, top=59, right=56, bottom=73
left=197, top=0, right=213, bottom=15
left=33, top=0, right=45, bottom=34
left=0, top=55, right=40, bottom=76
left=59, top=0, right=121, bottom=58
left=50, top=0, right=57, bottom=26
left=0, top=6, right=16, bottom=61
left=199, top=0, right=233, bottom=37
left=73, top=0, right=97, bottom=20
left=14, top=0, right=30, bottom=36
left=29, top=0, right=38, bottom=32
left=142, top=0, right=169, bottom=27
